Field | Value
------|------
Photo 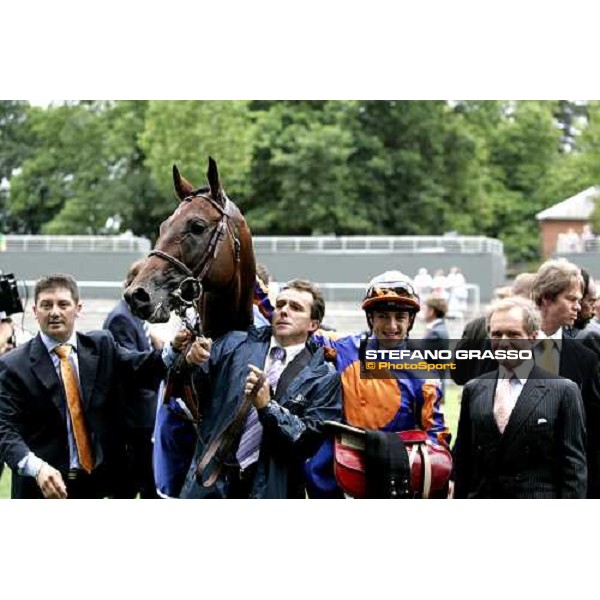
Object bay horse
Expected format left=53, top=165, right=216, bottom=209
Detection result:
left=124, top=157, right=256, bottom=340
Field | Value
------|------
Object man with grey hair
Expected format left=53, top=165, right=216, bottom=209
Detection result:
left=454, top=296, right=587, bottom=498
left=451, top=272, right=536, bottom=386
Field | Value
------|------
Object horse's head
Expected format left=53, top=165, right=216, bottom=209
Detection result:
left=125, top=157, right=255, bottom=333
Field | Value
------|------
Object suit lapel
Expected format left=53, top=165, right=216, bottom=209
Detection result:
left=501, top=371, right=546, bottom=442
left=275, top=347, right=312, bottom=401
left=559, top=331, right=578, bottom=379
left=479, top=374, right=499, bottom=433
left=76, top=333, right=99, bottom=408
left=29, top=334, right=63, bottom=415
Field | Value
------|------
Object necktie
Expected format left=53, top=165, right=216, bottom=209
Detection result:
left=54, top=345, right=95, bottom=473
left=538, top=339, right=558, bottom=375
left=267, top=346, right=287, bottom=391
left=494, top=373, right=517, bottom=434
left=235, top=346, right=287, bottom=470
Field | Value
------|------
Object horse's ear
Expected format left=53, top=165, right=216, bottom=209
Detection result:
left=207, top=156, right=225, bottom=206
left=173, top=164, right=195, bottom=201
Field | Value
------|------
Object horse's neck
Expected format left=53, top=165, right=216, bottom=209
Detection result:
left=202, top=216, right=256, bottom=339
left=202, top=287, right=253, bottom=339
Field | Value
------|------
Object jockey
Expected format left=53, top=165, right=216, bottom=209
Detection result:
left=312, top=270, right=451, bottom=443
left=290, top=271, right=452, bottom=498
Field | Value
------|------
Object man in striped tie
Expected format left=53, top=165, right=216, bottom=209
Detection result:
left=171, top=279, right=342, bottom=499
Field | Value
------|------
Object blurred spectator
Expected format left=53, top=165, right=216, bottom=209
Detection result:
left=0, top=319, right=15, bottom=356
left=570, top=269, right=595, bottom=335
left=254, top=263, right=274, bottom=327
left=557, top=227, right=583, bottom=253
left=413, top=267, right=433, bottom=298
left=594, top=292, right=600, bottom=329
left=0, top=318, right=15, bottom=482
left=422, top=295, right=450, bottom=397
left=511, top=272, right=536, bottom=299
left=582, top=224, right=595, bottom=250
left=432, top=269, right=449, bottom=299
left=447, top=267, right=468, bottom=317
left=423, top=296, right=450, bottom=351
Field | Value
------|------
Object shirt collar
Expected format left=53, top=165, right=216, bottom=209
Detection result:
left=269, top=338, right=305, bottom=365
left=499, top=359, right=534, bottom=385
left=40, top=331, right=78, bottom=355
left=537, top=327, right=563, bottom=348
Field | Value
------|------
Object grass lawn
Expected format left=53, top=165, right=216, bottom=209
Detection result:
left=0, top=466, right=10, bottom=499
left=0, top=383, right=464, bottom=500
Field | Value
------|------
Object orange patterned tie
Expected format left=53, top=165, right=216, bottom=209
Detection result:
left=54, top=345, right=94, bottom=473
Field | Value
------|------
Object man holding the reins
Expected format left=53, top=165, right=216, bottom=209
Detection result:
left=170, top=278, right=342, bottom=499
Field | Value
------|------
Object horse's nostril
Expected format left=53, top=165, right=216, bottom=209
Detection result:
left=126, top=287, right=151, bottom=313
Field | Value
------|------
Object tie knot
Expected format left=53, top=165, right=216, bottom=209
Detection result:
left=270, top=346, right=286, bottom=362
left=500, top=371, right=517, bottom=385
left=54, top=344, right=72, bottom=359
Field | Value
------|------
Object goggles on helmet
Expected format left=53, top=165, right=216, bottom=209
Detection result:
left=361, top=281, right=420, bottom=312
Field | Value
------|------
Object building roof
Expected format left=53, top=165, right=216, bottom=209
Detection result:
left=536, top=186, right=600, bottom=221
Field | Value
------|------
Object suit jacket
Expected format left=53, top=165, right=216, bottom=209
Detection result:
left=102, top=299, right=158, bottom=430
left=0, top=330, right=166, bottom=498
left=555, top=334, right=600, bottom=497
left=453, top=366, right=587, bottom=499
left=450, top=316, right=497, bottom=385
left=423, top=319, right=450, bottom=352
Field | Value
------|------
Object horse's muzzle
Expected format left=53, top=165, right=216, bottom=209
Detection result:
left=124, top=286, right=155, bottom=320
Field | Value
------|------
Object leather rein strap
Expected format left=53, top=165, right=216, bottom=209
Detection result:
left=195, top=372, right=267, bottom=488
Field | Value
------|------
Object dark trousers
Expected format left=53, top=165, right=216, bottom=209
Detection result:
left=66, top=464, right=110, bottom=499
left=226, top=463, right=258, bottom=499
left=112, top=428, right=159, bottom=499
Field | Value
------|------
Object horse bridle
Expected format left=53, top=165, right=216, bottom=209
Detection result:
left=147, top=191, right=241, bottom=317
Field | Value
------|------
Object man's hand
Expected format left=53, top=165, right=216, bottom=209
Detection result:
left=245, top=364, right=270, bottom=409
left=172, top=329, right=194, bottom=353
left=36, top=463, right=67, bottom=499
left=185, top=336, right=213, bottom=366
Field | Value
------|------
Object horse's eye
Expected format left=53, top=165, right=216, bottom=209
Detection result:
left=190, top=221, right=207, bottom=234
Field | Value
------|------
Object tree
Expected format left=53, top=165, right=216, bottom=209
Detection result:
left=140, top=101, right=255, bottom=203
left=0, top=101, right=32, bottom=232
left=246, top=101, right=371, bottom=234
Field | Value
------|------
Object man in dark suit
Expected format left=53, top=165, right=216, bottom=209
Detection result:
left=454, top=296, right=587, bottom=498
left=422, top=295, right=450, bottom=351
left=103, top=260, right=162, bottom=499
left=0, top=273, right=168, bottom=499
left=531, top=259, right=600, bottom=497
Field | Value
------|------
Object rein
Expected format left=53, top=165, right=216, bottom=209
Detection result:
left=150, top=192, right=242, bottom=428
